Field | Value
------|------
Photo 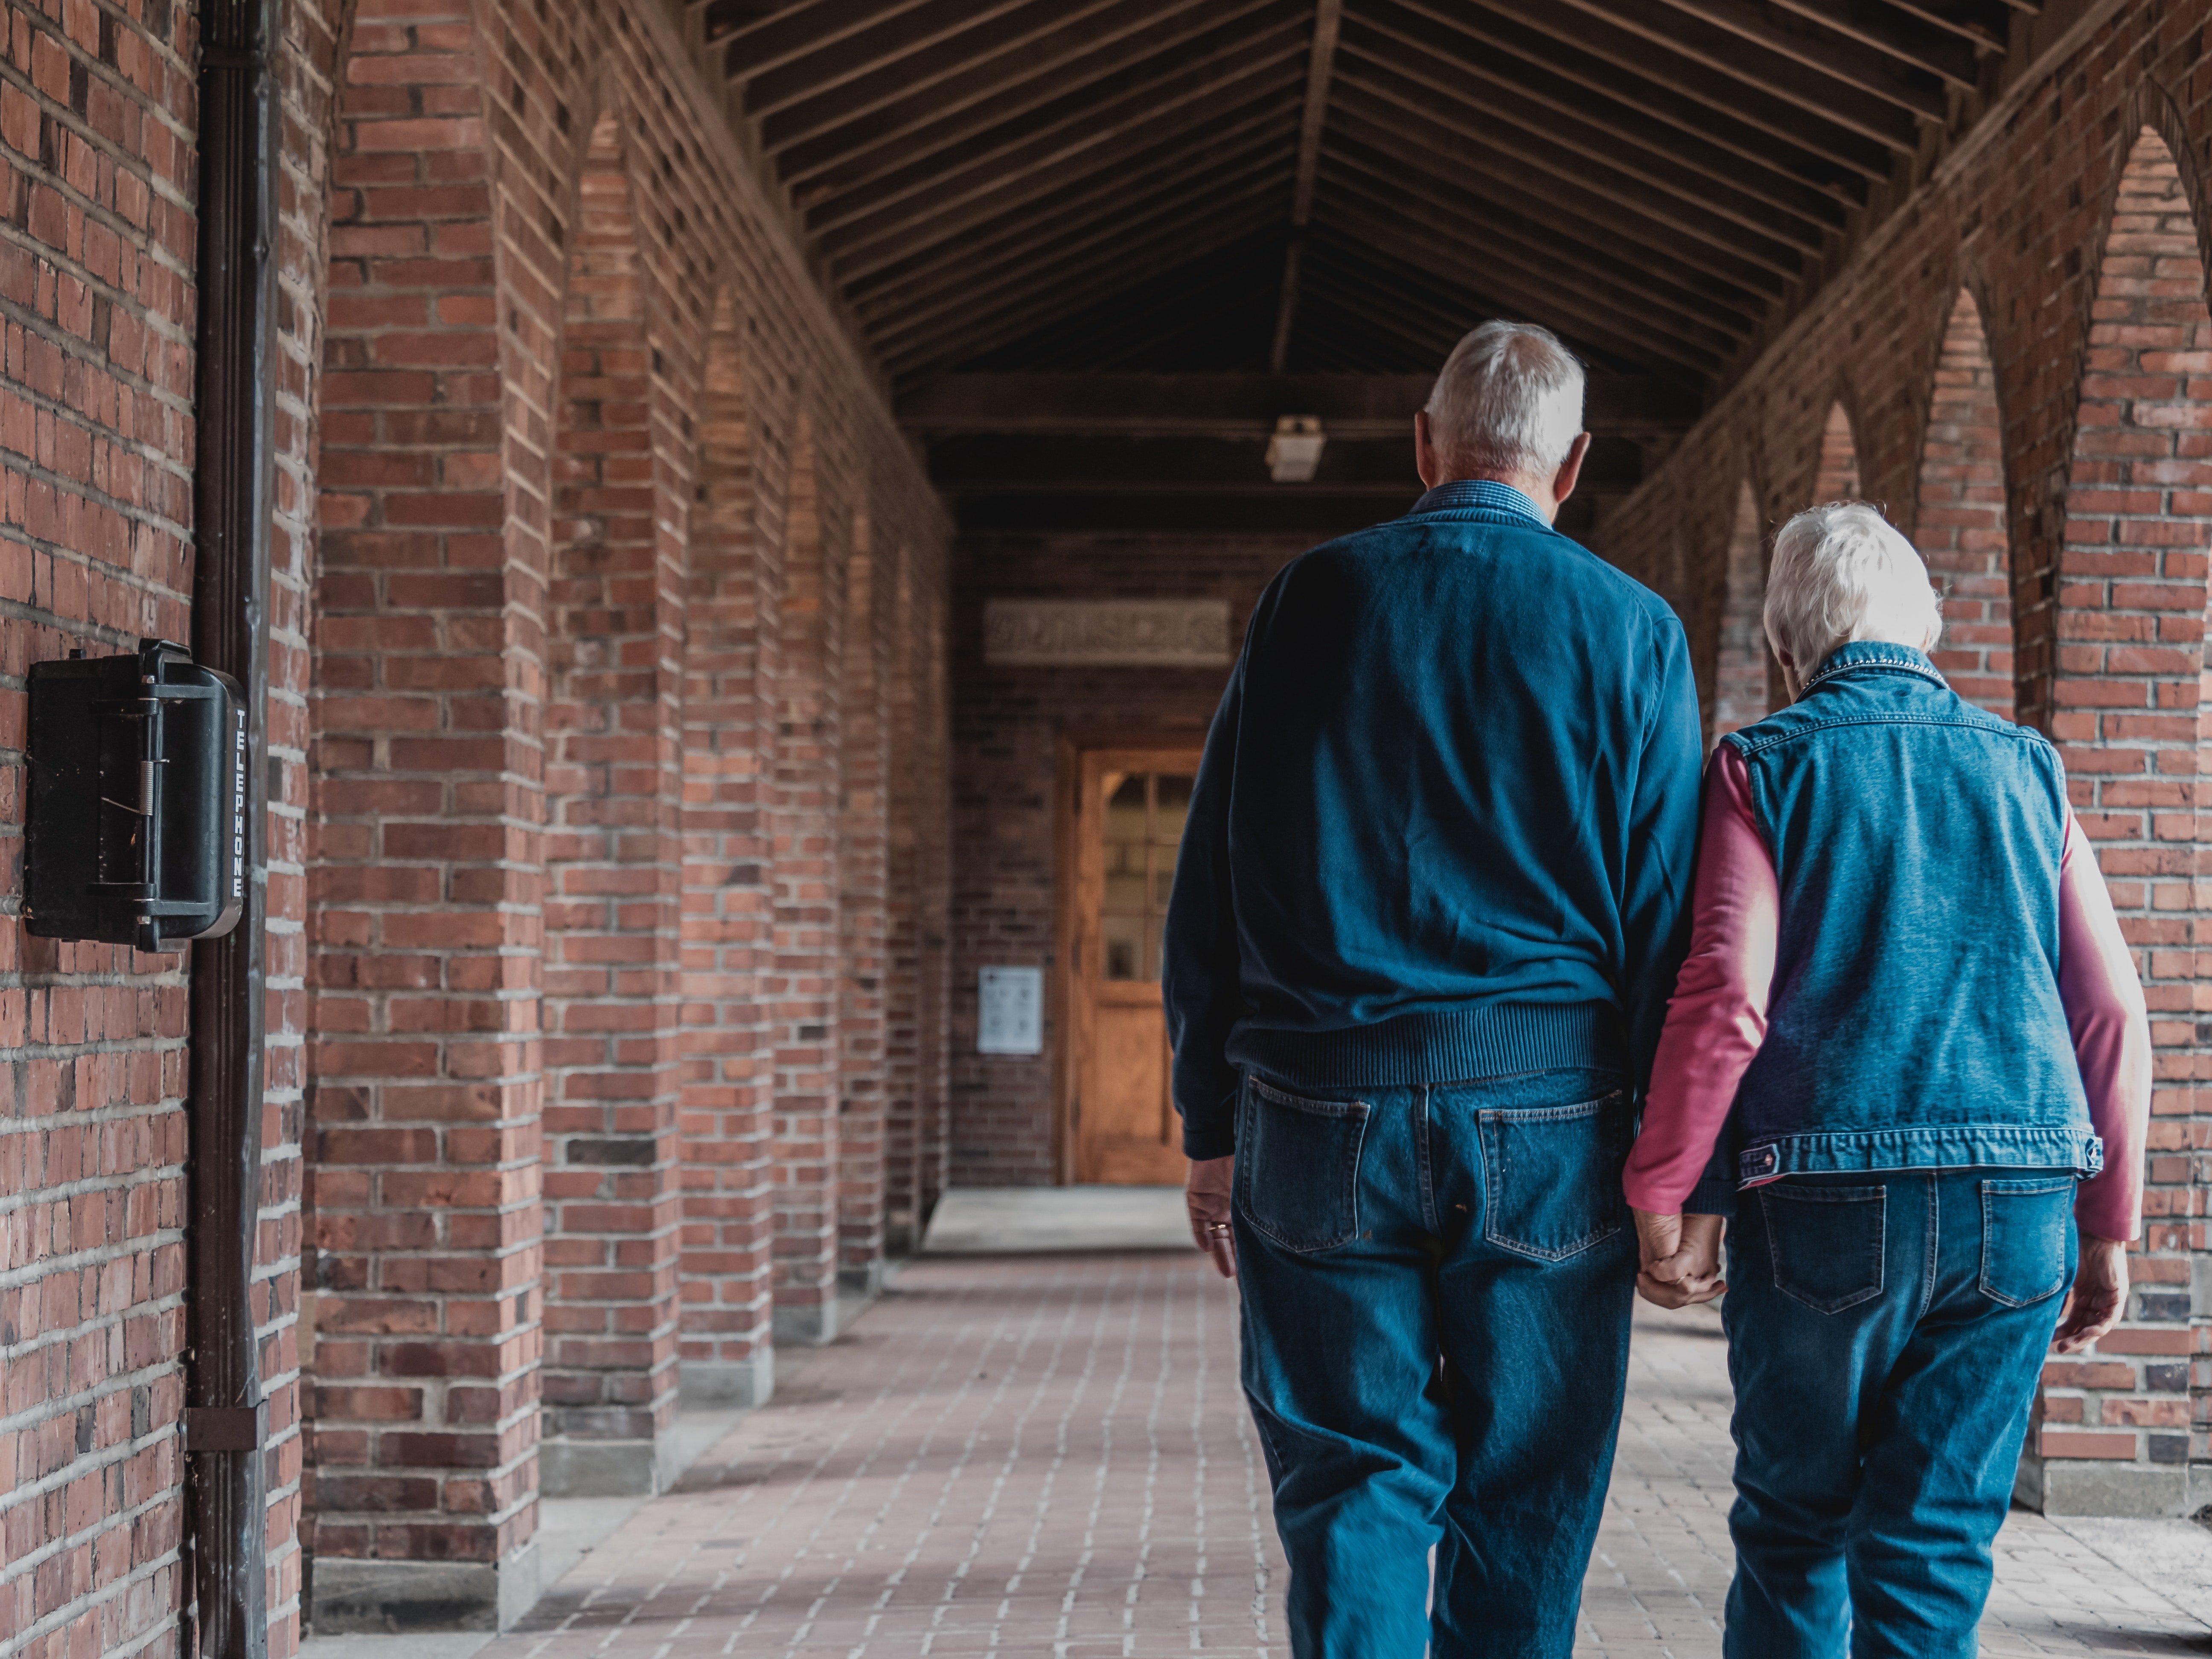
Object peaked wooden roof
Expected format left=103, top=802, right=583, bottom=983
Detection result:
left=701, top=0, right=2037, bottom=398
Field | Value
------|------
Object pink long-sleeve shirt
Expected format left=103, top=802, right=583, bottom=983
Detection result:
left=1623, top=745, right=2151, bottom=1241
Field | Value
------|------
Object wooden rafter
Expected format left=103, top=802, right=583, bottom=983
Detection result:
left=1267, top=0, right=1341, bottom=372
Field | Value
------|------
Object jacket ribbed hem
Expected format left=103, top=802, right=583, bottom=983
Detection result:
left=1738, top=1123, right=2104, bottom=1185
left=1684, top=1176, right=1739, bottom=1218
left=1225, top=1001, right=1627, bottom=1092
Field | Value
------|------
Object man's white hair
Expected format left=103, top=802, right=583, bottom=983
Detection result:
left=1424, top=320, right=1586, bottom=477
left=1763, top=501, right=1943, bottom=678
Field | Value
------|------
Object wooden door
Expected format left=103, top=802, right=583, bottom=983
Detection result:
left=1065, top=748, right=1202, bottom=1185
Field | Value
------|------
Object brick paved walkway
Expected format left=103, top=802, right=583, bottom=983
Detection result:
left=484, top=1252, right=2212, bottom=1658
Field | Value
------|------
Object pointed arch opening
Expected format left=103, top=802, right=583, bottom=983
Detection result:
left=1711, top=480, right=1771, bottom=742
left=675, top=288, right=778, bottom=1406
left=541, top=108, right=686, bottom=1488
left=1914, top=288, right=2014, bottom=718
left=1813, top=400, right=1862, bottom=501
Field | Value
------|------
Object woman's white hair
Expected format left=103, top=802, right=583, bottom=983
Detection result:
left=1763, top=501, right=1943, bottom=679
left=1424, top=320, right=1585, bottom=477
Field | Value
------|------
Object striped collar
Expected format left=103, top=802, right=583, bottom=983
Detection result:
left=1408, top=479, right=1547, bottom=524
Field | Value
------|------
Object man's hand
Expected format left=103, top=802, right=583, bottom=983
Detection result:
left=1633, top=1208, right=1726, bottom=1309
left=1186, top=1155, right=1236, bottom=1279
left=2053, top=1234, right=2129, bottom=1354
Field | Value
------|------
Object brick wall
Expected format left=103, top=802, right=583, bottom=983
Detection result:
left=948, top=533, right=1305, bottom=1187
left=303, top=0, right=952, bottom=1621
left=0, top=0, right=329, bottom=1651
left=1595, top=7, right=2212, bottom=1515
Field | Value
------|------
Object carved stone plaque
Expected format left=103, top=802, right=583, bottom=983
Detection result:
left=983, top=598, right=1231, bottom=667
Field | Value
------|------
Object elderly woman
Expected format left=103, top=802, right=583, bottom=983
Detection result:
left=1624, top=502, right=2150, bottom=1658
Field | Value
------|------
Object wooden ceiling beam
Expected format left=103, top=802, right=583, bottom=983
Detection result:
left=1268, top=0, right=1343, bottom=373
left=876, top=210, right=1284, bottom=377
left=832, top=96, right=1296, bottom=289
left=1297, top=234, right=1717, bottom=382
left=819, top=79, right=1302, bottom=272
left=743, top=0, right=1114, bottom=116
left=1309, top=170, right=1747, bottom=356
left=1310, top=204, right=1729, bottom=376
left=1379, top=0, right=1890, bottom=182
left=1326, top=110, right=1795, bottom=293
left=771, top=0, right=1292, bottom=180
left=709, top=0, right=936, bottom=82
left=1343, top=17, right=1848, bottom=233
left=1547, top=0, right=1940, bottom=131
left=801, top=24, right=1307, bottom=236
left=841, top=121, right=1288, bottom=306
left=1336, top=55, right=1835, bottom=252
left=896, top=373, right=1702, bottom=436
left=1878, top=0, right=2020, bottom=39
left=854, top=159, right=1293, bottom=339
left=1674, top=0, right=1983, bottom=91
left=1313, top=149, right=1761, bottom=336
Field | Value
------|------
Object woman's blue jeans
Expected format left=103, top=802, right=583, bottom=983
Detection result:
left=1723, top=1169, right=2078, bottom=1658
left=1232, top=1067, right=1637, bottom=1659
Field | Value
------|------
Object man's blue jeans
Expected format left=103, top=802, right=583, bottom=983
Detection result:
left=1723, top=1170, right=2077, bottom=1658
left=1233, top=1067, right=1636, bottom=1658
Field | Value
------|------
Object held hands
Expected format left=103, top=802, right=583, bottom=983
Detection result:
left=1633, top=1208, right=1727, bottom=1308
left=2052, top=1234, right=2129, bottom=1354
left=1186, top=1155, right=1237, bottom=1280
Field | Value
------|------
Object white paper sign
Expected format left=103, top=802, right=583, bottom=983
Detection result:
left=977, top=966, right=1044, bottom=1056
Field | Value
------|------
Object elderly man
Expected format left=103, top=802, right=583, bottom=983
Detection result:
left=1162, top=320, right=1705, bottom=1656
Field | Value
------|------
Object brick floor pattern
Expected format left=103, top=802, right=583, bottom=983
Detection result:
left=485, top=1254, right=2212, bottom=1658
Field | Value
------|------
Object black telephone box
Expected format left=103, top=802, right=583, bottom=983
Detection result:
left=24, top=638, right=247, bottom=952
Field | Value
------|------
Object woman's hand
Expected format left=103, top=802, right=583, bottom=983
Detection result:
left=2053, top=1234, right=2129, bottom=1353
left=1186, top=1155, right=1237, bottom=1279
left=1633, top=1208, right=1727, bottom=1308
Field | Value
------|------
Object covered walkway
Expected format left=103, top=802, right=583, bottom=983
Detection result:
left=338, top=1246, right=2212, bottom=1659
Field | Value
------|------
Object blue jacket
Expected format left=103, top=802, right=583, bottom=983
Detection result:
left=1161, top=481, right=1706, bottom=1159
left=1717, top=643, right=2101, bottom=1188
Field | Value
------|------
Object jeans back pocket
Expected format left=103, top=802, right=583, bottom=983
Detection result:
left=1979, top=1176, right=2077, bottom=1309
left=1236, top=1079, right=1371, bottom=1253
left=1758, top=1183, right=1886, bottom=1313
left=1478, top=1092, right=1629, bottom=1262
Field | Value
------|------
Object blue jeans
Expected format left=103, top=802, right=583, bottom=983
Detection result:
left=1724, top=1170, right=2078, bottom=1658
left=1233, top=1067, right=1636, bottom=1658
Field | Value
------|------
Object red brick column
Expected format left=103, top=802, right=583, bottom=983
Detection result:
left=771, top=415, right=845, bottom=1342
left=537, top=113, right=684, bottom=1496
left=917, top=583, right=956, bottom=1224
left=1913, top=288, right=2015, bottom=719
left=307, top=5, right=544, bottom=1624
left=2024, top=125, right=2205, bottom=1516
left=885, top=547, right=925, bottom=1253
left=676, top=292, right=781, bottom=1406
left=838, top=522, right=894, bottom=1289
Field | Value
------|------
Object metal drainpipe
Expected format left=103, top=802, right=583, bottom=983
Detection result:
left=185, top=4, right=278, bottom=1659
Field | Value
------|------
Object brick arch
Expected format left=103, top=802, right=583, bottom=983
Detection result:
left=771, top=410, right=847, bottom=1344
left=539, top=106, right=689, bottom=1493
left=1813, top=399, right=1863, bottom=502
left=306, top=0, right=546, bottom=1608
left=2026, top=122, right=2212, bottom=1514
left=675, top=288, right=780, bottom=1406
left=1914, top=288, right=2015, bottom=718
left=1711, top=478, right=1771, bottom=742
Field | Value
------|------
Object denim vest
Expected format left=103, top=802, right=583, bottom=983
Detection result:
left=1718, top=643, right=2101, bottom=1186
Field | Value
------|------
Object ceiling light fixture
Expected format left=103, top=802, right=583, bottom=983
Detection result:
left=1266, top=415, right=1325, bottom=483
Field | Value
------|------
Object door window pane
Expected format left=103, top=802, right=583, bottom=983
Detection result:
left=1095, top=768, right=1198, bottom=985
